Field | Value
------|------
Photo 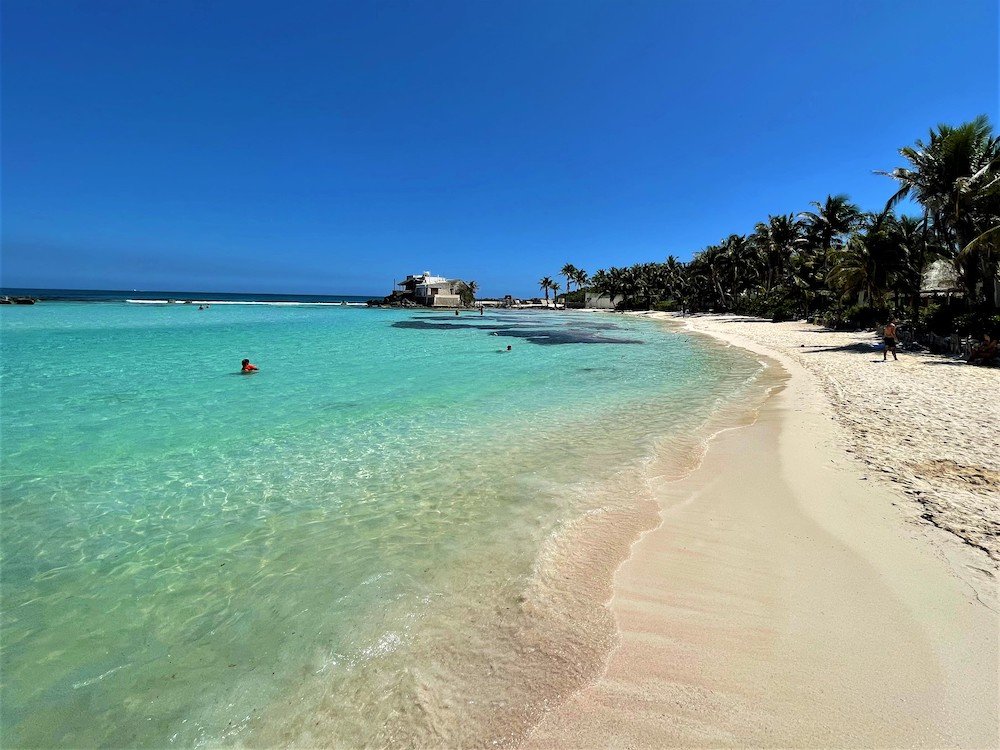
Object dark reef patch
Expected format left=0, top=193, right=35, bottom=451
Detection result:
left=491, top=329, right=643, bottom=345
left=392, top=321, right=524, bottom=332
left=391, top=319, right=642, bottom=345
left=561, top=321, right=622, bottom=331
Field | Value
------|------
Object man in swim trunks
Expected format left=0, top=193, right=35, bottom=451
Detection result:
left=883, top=319, right=898, bottom=361
left=241, top=358, right=259, bottom=373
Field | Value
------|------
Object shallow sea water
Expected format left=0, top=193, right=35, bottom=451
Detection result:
left=0, top=303, right=766, bottom=747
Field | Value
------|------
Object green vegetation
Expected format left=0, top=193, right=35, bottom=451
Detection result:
left=455, top=280, right=479, bottom=306
left=538, top=276, right=555, bottom=303
left=554, top=116, right=999, bottom=337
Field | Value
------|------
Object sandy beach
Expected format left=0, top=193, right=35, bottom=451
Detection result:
left=526, top=314, right=998, bottom=748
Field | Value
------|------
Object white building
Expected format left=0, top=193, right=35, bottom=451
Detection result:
left=398, top=272, right=463, bottom=307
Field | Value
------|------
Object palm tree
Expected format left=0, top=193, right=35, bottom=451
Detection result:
left=882, top=116, right=999, bottom=250
left=754, top=214, right=802, bottom=293
left=591, top=268, right=625, bottom=310
left=570, top=268, right=589, bottom=307
left=885, top=215, right=930, bottom=314
left=829, top=236, right=886, bottom=306
left=550, top=281, right=561, bottom=307
left=799, top=194, right=862, bottom=280
left=663, top=255, right=684, bottom=302
left=958, top=225, right=1000, bottom=309
left=788, top=247, right=821, bottom=316
left=560, top=264, right=578, bottom=300
left=830, top=212, right=907, bottom=308
left=456, top=280, right=479, bottom=306
left=880, top=115, right=1000, bottom=315
left=538, top=276, right=554, bottom=305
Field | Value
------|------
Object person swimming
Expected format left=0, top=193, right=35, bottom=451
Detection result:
left=241, top=358, right=259, bottom=373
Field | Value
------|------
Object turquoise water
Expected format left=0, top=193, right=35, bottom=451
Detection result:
left=0, top=303, right=764, bottom=747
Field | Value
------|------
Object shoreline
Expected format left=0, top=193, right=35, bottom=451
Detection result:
left=524, top=313, right=998, bottom=748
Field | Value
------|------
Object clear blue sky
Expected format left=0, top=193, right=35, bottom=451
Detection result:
left=2, top=0, right=996, bottom=297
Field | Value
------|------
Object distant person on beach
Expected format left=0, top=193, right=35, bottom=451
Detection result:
left=455, top=310, right=459, bottom=316
left=241, top=358, right=259, bottom=373
left=883, top=319, right=898, bottom=361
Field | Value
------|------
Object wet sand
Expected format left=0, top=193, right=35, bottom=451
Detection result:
left=525, top=314, right=998, bottom=748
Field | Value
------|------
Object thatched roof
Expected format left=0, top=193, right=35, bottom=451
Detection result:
left=921, top=259, right=962, bottom=295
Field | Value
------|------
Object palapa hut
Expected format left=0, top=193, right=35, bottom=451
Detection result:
left=920, top=259, right=962, bottom=301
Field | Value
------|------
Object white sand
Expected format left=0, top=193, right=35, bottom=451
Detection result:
left=525, top=314, right=998, bottom=748
left=678, top=315, right=1000, bottom=569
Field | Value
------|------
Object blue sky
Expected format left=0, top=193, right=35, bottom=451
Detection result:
left=2, top=0, right=996, bottom=297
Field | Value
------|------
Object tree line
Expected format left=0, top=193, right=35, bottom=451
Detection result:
left=547, top=116, right=999, bottom=335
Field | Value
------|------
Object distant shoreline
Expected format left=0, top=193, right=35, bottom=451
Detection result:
left=0, top=287, right=379, bottom=303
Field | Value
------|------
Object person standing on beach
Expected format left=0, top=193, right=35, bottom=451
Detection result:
left=883, top=319, right=898, bottom=361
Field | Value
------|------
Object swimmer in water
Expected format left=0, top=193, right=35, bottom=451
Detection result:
left=241, top=358, right=259, bottom=373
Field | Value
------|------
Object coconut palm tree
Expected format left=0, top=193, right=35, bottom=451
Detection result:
left=455, top=280, right=479, bottom=306
left=880, top=115, right=1000, bottom=315
left=716, top=235, right=748, bottom=299
left=538, top=276, right=554, bottom=305
left=830, top=212, right=907, bottom=308
left=754, top=214, right=802, bottom=293
left=829, top=236, right=886, bottom=306
left=799, top=194, right=862, bottom=277
left=551, top=281, right=561, bottom=307
left=882, top=116, right=999, bottom=251
left=591, top=268, right=625, bottom=310
left=570, top=268, right=589, bottom=307
left=663, top=255, right=684, bottom=301
left=560, top=264, right=578, bottom=299
left=958, top=225, right=1000, bottom=308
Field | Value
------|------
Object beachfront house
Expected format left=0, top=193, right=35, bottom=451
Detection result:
left=397, top=272, right=463, bottom=307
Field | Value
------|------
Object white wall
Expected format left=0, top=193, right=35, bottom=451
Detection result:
left=584, top=292, right=620, bottom=309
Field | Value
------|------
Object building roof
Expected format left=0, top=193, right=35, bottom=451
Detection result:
left=921, top=259, right=962, bottom=294
left=398, top=272, right=453, bottom=287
